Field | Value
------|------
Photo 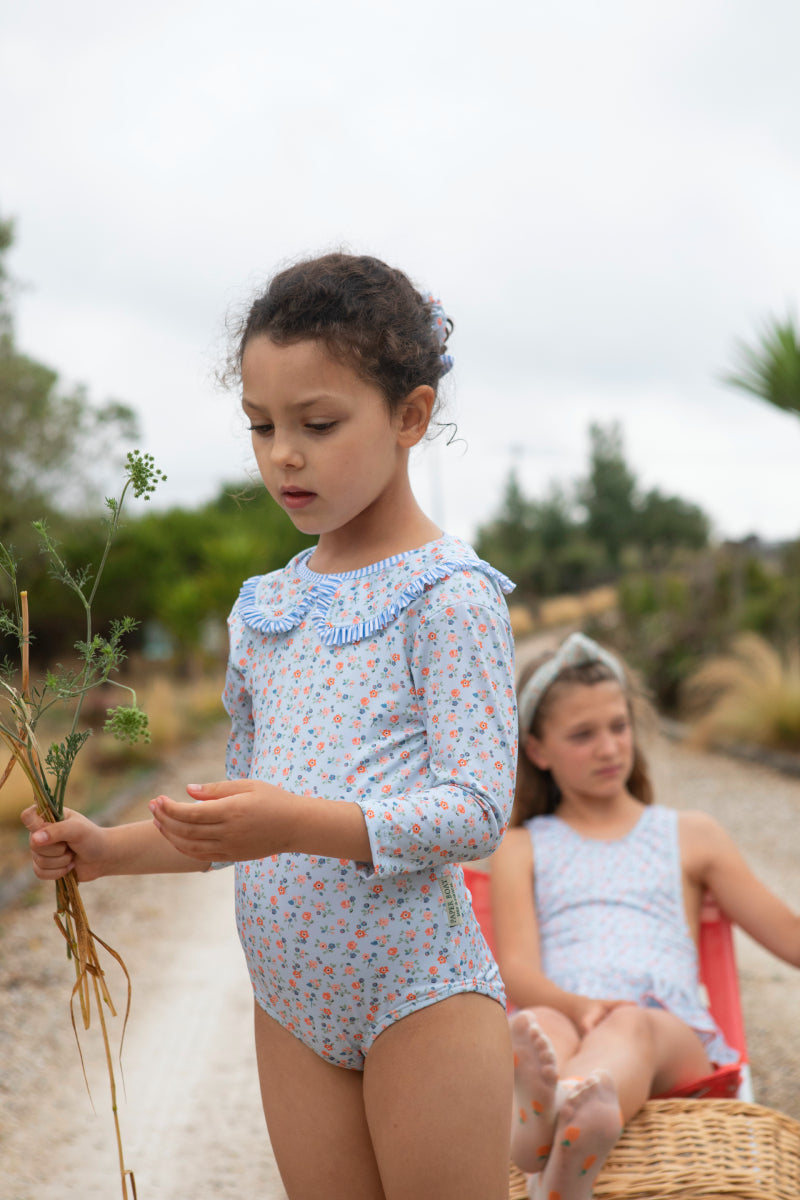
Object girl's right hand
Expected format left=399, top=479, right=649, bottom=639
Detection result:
left=570, top=995, right=635, bottom=1035
left=20, top=806, right=108, bottom=882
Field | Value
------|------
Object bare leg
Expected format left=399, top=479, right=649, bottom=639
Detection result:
left=512, top=1004, right=712, bottom=1199
left=254, top=1001, right=386, bottom=1200
left=558, top=1004, right=712, bottom=1120
left=256, top=994, right=512, bottom=1200
left=524, top=1003, right=712, bottom=1121
left=528, top=1006, right=581, bottom=1072
left=365, top=993, right=513, bottom=1200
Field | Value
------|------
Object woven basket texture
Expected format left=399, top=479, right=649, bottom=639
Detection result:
left=508, top=1099, right=800, bottom=1200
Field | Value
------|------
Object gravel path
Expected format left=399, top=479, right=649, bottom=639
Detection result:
left=1, top=722, right=799, bottom=1198
left=0, top=724, right=287, bottom=1200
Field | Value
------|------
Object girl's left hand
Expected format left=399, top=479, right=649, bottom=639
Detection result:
left=149, top=780, right=295, bottom=862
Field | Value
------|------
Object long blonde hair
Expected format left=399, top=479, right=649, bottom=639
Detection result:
left=512, top=648, right=654, bottom=826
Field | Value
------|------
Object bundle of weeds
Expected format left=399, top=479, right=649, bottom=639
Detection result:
left=0, top=450, right=166, bottom=1200
left=682, top=632, right=800, bottom=752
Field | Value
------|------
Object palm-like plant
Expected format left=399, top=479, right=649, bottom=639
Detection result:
left=723, top=313, right=800, bottom=417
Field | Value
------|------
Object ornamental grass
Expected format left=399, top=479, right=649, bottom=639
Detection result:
left=682, top=631, right=800, bottom=753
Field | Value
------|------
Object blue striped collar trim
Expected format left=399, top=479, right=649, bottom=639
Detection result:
left=235, top=538, right=514, bottom=646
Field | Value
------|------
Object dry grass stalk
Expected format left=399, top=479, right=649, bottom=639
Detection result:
left=682, top=632, right=800, bottom=752
left=1, top=614, right=137, bottom=1199
left=0, top=451, right=166, bottom=1198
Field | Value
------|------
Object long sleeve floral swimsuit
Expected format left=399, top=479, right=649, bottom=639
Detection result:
left=222, top=534, right=517, bottom=1068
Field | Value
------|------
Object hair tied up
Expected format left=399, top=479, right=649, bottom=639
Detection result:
left=428, top=295, right=454, bottom=376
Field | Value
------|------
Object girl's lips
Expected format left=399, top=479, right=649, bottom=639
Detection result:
left=281, top=488, right=317, bottom=510
left=594, top=765, right=623, bottom=778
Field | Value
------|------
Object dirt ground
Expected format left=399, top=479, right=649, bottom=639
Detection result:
left=1, top=722, right=799, bottom=1199
left=0, top=724, right=286, bottom=1200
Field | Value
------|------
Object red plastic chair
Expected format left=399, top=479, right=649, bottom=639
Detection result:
left=461, top=866, right=751, bottom=1101
left=657, top=894, right=750, bottom=1100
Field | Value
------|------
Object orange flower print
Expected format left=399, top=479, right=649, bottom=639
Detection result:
left=222, top=536, right=515, bottom=1068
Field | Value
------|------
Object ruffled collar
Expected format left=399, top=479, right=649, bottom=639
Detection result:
left=235, top=535, right=514, bottom=646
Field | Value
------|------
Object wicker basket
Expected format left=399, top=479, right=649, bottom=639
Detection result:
left=508, top=1099, right=800, bottom=1200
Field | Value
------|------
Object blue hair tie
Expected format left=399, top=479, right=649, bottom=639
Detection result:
left=428, top=295, right=454, bottom=376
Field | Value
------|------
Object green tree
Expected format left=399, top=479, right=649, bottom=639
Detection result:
left=0, top=215, right=13, bottom=330
left=474, top=470, right=544, bottom=592
left=476, top=421, right=710, bottom=597
left=724, top=313, right=800, bottom=419
left=60, top=484, right=314, bottom=666
left=637, top=489, right=710, bottom=556
left=528, top=485, right=576, bottom=556
left=0, top=215, right=138, bottom=553
left=578, top=422, right=639, bottom=568
left=146, top=487, right=312, bottom=662
left=475, top=472, right=597, bottom=597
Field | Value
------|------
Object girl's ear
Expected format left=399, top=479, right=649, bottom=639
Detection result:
left=397, top=385, right=435, bottom=447
left=523, top=732, right=551, bottom=771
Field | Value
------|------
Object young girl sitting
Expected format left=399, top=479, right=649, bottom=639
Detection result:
left=490, top=631, right=800, bottom=1200
left=22, top=253, right=519, bottom=1200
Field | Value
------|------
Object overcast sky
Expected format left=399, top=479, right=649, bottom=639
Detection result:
left=3, top=1, right=800, bottom=547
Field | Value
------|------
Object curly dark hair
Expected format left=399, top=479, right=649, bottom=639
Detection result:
left=511, top=654, right=655, bottom=826
left=226, top=252, right=453, bottom=417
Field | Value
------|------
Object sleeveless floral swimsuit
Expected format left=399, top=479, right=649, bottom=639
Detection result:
left=527, top=806, right=737, bottom=1065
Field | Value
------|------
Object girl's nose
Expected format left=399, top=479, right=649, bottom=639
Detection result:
left=271, top=433, right=303, bottom=468
left=596, top=731, right=616, bottom=757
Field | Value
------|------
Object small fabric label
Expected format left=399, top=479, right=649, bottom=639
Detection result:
left=438, top=871, right=463, bottom=927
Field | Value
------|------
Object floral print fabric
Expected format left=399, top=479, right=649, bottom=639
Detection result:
left=528, top=805, right=738, bottom=1065
left=222, top=535, right=517, bottom=1067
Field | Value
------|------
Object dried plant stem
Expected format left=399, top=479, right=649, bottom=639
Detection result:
left=2, top=726, right=137, bottom=1199
left=0, top=751, right=16, bottom=790
left=91, top=969, right=138, bottom=1200
left=21, top=590, right=30, bottom=700
left=51, top=857, right=136, bottom=1198
left=40, top=801, right=137, bottom=1199
left=1, top=451, right=167, bottom=1196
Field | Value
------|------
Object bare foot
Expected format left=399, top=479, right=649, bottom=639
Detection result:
left=510, top=1012, right=560, bottom=1173
left=527, top=1070, right=622, bottom=1200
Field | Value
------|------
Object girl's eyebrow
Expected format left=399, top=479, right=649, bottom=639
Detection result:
left=241, top=394, right=339, bottom=414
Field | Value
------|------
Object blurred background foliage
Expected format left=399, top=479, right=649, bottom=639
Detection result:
left=475, top=420, right=711, bottom=598
left=481, top=419, right=800, bottom=730
left=0, top=215, right=312, bottom=674
left=477, top=381, right=800, bottom=748
left=0, top=217, right=312, bottom=841
left=2, top=209, right=800, bottom=801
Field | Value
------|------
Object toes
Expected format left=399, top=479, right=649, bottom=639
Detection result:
left=555, top=1070, right=623, bottom=1141
left=510, top=1010, right=538, bottom=1044
left=511, top=1013, right=556, bottom=1069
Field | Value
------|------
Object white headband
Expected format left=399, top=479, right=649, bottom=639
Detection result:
left=518, top=632, right=626, bottom=732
